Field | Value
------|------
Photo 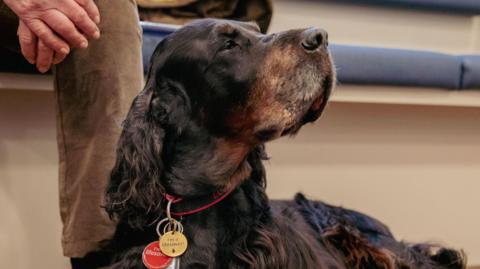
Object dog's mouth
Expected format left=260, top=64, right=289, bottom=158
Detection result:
left=278, top=93, right=325, bottom=137
left=253, top=72, right=333, bottom=141
left=302, top=73, right=333, bottom=121
left=251, top=53, right=335, bottom=142
left=282, top=73, right=334, bottom=136
left=301, top=90, right=328, bottom=123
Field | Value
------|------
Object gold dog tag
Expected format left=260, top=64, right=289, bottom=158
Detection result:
left=159, top=231, right=188, bottom=257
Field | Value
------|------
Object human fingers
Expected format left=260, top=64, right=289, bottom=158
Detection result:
left=74, top=0, right=100, bottom=24
left=41, top=10, right=89, bottom=48
left=36, top=39, right=54, bottom=73
left=53, top=51, right=68, bottom=65
left=25, top=18, right=71, bottom=55
left=59, top=0, right=100, bottom=40
left=17, top=20, right=37, bottom=64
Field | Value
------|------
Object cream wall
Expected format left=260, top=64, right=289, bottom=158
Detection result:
left=267, top=101, right=480, bottom=265
left=1, top=89, right=479, bottom=268
left=1, top=1, right=480, bottom=268
left=267, top=0, right=480, bottom=266
left=271, top=0, right=480, bottom=54
left=0, top=90, right=68, bottom=268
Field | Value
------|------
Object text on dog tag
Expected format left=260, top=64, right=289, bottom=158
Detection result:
left=142, top=241, right=173, bottom=269
left=159, top=231, right=188, bottom=257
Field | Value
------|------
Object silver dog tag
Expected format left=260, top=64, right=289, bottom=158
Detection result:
left=166, top=257, right=180, bottom=269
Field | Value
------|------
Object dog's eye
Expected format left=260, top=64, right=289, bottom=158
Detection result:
left=223, top=40, right=238, bottom=50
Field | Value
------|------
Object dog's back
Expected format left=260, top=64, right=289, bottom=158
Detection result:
left=270, top=194, right=465, bottom=269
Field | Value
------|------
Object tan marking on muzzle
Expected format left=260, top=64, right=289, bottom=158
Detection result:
left=248, top=45, right=300, bottom=133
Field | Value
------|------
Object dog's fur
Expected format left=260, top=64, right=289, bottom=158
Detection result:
left=104, top=19, right=465, bottom=269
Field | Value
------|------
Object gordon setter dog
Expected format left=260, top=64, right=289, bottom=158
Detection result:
left=104, top=19, right=465, bottom=269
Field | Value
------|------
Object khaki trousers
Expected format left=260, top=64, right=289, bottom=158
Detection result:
left=0, top=0, right=143, bottom=258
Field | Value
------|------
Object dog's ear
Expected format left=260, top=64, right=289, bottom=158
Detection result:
left=105, top=42, right=191, bottom=228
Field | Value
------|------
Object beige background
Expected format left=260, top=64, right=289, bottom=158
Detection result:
left=271, top=0, right=480, bottom=54
left=1, top=0, right=480, bottom=268
left=1, top=90, right=479, bottom=268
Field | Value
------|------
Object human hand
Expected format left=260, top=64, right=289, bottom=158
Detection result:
left=17, top=20, right=67, bottom=73
left=6, top=0, right=101, bottom=56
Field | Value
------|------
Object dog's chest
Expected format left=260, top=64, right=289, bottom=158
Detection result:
left=177, top=221, right=222, bottom=269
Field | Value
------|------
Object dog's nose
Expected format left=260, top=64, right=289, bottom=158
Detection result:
left=301, top=28, right=328, bottom=51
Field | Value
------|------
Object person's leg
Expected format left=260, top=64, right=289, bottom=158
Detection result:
left=54, top=0, right=143, bottom=262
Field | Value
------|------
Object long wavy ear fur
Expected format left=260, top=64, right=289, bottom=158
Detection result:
left=104, top=86, right=166, bottom=229
left=105, top=74, right=190, bottom=229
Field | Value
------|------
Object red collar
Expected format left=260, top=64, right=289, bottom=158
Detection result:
left=163, top=188, right=234, bottom=217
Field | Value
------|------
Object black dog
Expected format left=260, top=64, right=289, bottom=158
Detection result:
left=104, top=19, right=465, bottom=269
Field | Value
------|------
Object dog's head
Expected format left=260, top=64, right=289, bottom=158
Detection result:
left=149, top=19, right=334, bottom=141
left=106, top=19, right=335, bottom=226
